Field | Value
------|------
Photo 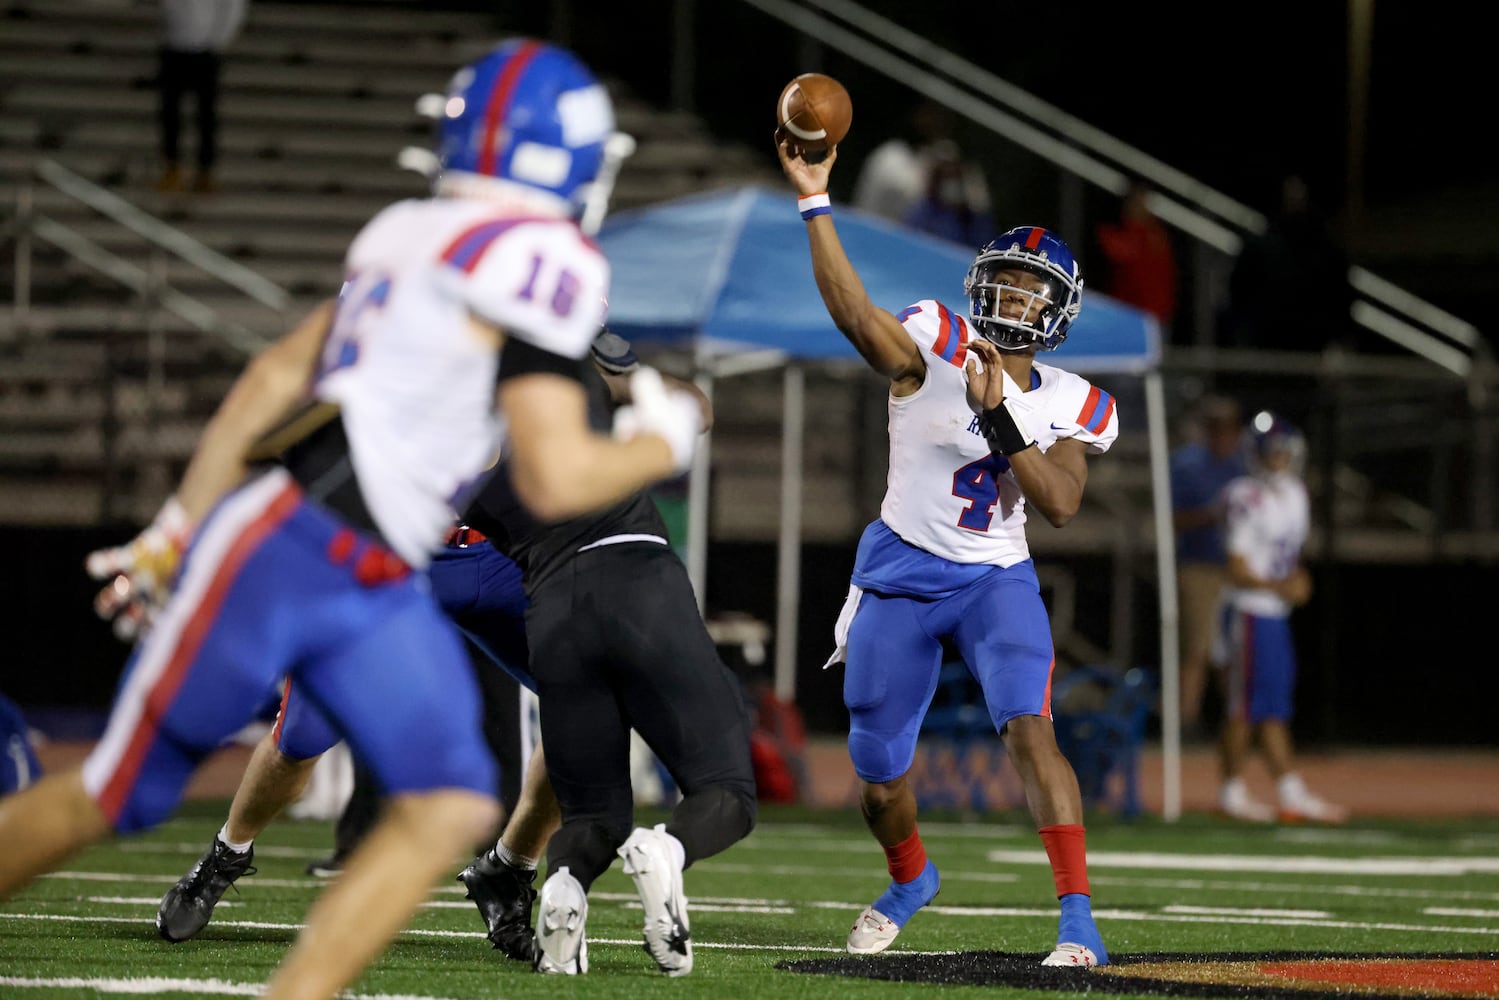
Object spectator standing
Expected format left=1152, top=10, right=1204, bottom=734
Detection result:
left=1094, top=180, right=1178, bottom=335
left=1168, top=394, right=1249, bottom=737
left=1214, top=411, right=1346, bottom=824
left=901, top=139, right=994, bottom=247
left=157, top=0, right=248, bottom=193
left=852, top=100, right=988, bottom=227
left=1222, top=174, right=1353, bottom=355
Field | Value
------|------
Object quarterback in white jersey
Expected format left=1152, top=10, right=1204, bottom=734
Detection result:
left=779, top=130, right=1113, bottom=968
left=1212, top=412, right=1345, bottom=824
left=882, top=299, right=1118, bottom=568
left=0, top=40, right=703, bottom=1000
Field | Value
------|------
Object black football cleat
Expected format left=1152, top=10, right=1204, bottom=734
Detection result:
left=456, top=848, right=539, bottom=962
left=156, top=837, right=257, bottom=943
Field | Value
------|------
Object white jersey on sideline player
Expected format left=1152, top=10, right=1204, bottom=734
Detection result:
left=1220, top=468, right=1310, bottom=619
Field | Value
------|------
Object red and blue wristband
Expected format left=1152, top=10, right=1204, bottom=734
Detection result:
left=798, top=192, right=831, bottom=220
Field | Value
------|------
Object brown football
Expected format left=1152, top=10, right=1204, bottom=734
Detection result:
left=776, top=73, right=852, bottom=155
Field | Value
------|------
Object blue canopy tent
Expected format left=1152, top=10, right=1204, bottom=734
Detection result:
left=598, top=185, right=1190, bottom=819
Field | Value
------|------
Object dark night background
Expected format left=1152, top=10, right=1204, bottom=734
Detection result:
left=5, top=2, right=1495, bottom=749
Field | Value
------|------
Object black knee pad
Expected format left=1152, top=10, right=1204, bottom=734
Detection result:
left=546, top=818, right=631, bottom=890
left=668, top=783, right=757, bottom=866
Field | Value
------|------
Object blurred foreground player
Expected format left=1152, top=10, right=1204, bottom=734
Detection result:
left=0, top=39, right=702, bottom=1000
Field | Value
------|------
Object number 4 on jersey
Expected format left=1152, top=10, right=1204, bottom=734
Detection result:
left=952, top=454, right=1008, bottom=532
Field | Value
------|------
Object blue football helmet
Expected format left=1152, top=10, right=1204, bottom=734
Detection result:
left=433, top=39, right=615, bottom=213
left=1249, top=410, right=1306, bottom=474
left=963, top=226, right=1083, bottom=351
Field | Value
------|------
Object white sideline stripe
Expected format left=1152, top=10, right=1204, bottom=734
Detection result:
left=1425, top=907, right=1499, bottom=918
left=697, top=861, right=1020, bottom=884
left=1090, top=873, right=1499, bottom=903
left=4, top=907, right=1497, bottom=942
left=0, top=977, right=465, bottom=999
left=45, top=868, right=1499, bottom=907
left=86, top=896, right=239, bottom=908
left=987, top=849, right=1499, bottom=876
left=1164, top=905, right=1331, bottom=919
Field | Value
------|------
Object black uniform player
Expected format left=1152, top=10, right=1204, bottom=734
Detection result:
left=460, top=331, right=757, bottom=977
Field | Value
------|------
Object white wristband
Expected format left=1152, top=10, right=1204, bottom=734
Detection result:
left=798, top=192, right=831, bottom=220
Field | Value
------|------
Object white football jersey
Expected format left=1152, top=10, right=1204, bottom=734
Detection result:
left=1221, top=471, right=1309, bottom=618
left=880, top=299, right=1119, bottom=566
left=314, top=196, right=609, bottom=567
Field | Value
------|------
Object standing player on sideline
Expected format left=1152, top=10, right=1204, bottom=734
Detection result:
left=1214, top=411, right=1346, bottom=824
left=776, top=135, right=1114, bottom=967
left=0, top=40, right=703, bottom=1000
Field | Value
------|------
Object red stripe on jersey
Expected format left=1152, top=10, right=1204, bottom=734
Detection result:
left=930, top=304, right=972, bottom=368
left=478, top=41, right=543, bottom=176
left=270, top=677, right=293, bottom=746
left=1042, top=655, right=1056, bottom=718
left=932, top=303, right=954, bottom=359
left=1025, top=227, right=1045, bottom=249
left=98, top=484, right=302, bottom=823
left=1079, top=386, right=1115, bottom=428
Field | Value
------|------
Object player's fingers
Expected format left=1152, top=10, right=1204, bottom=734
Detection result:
left=112, top=604, right=144, bottom=642
left=93, top=575, right=132, bottom=620
left=85, top=546, right=128, bottom=580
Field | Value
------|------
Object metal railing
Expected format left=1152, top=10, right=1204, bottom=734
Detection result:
left=6, top=158, right=287, bottom=355
left=2, top=158, right=291, bottom=521
left=731, top=0, right=1488, bottom=384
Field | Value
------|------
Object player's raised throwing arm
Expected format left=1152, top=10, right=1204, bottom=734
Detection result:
left=775, top=136, right=921, bottom=384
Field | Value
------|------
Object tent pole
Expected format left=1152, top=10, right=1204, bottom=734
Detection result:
left=1145, top=368, right=1182, bottom=822
left=774, top=364, right=805, bottom=702
left=687, top=368, right=715, bottom=615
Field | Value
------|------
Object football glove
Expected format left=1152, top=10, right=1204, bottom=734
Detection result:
left=85, top=496, right=194, bottom=641
left=611, top=366, right=702, bottom=474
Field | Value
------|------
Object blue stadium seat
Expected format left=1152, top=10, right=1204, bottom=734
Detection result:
left=1051, top=665, right=1155, bottom=818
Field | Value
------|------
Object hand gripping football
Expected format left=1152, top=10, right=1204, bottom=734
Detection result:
left=776, top=73, right=852, bottom=158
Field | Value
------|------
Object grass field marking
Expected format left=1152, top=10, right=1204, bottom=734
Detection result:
left=1162, top=905, right=1333, bottom=918
left=37, top=866, right=1499, bottom=911
left=82, top=895, right=241, bottom=908
left=0, top=976, right=476, bottom=999
left=1089, top=872, right=1499, bottom=901
left=41, top=870, right=335, bottom=890
left=989, top=848, right=1499, bottom=875
left=7, top=906, right=1499, bottom=948
left=1423, top=906, right=1499, bottom=918
left=695, top=860, right=1020, bottom=883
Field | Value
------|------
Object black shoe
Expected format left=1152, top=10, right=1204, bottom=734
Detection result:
left=156, top=837, right=257, bottom=943
left=456, top=848, right=538, bottom=962
left=304, top=852, right=345, bottom=878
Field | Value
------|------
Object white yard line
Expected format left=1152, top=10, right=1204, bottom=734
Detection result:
left=0, top=976, right=472, bottom=999
left=988, top=849, right=1499, bottom=876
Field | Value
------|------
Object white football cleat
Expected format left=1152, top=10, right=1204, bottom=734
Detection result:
left=1217, top=782, right=1275, bottom=823
left=534, top=867, right=588, bottom=975
left=1042, top=942, right=1102, bottom=967
left=618, top=825, right=692, bottom=976
left=1279, top=791, right=1349, bottom=824
left=846, top=905, right=900, bottom=954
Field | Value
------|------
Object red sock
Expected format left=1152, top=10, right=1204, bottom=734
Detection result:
left=883, top=827, right=928, bottom=884
left=1038, top=824, right=1090, bottom=897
